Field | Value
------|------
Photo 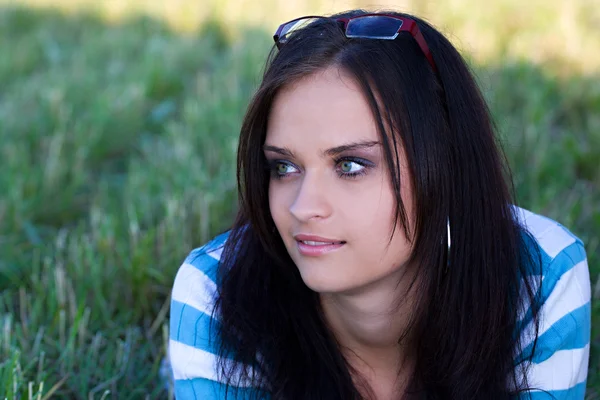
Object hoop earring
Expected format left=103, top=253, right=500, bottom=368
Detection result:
left=446, top=217, right=451, bottom=271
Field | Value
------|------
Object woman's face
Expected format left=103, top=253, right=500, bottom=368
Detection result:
left=264, top=66, right=415, bottom=295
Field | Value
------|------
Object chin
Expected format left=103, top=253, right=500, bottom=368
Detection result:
left=297, top=272, right=357, bottom=294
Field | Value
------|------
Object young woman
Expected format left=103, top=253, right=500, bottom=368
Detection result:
left=168, top=10, right=591, bottom=399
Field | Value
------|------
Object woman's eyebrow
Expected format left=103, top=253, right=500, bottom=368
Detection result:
left=263, top=140, right=381, bottom=158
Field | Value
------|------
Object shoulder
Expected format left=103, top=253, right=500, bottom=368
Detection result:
left=170, top=230, right=230, bottom=351
left=513, top=206, right=586, bottom=266
left=168, top=230, right=229, bottom=373
left=512, top=206, right=591, bottom=398
left=175, top=230, right=231, bottom=292
left=169, top=231, right=264, bottom=398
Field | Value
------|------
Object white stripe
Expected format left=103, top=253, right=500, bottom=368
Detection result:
left=206, top=243, right=225, bottom=261
left=171, top=262, right=218, bottom=317
left=519, top=260, right=590, bottom=354
left=524, top=345, right=590, bottom=391
left=513, top=207, right=576, bottom=258
left=169, top=339, right=259, bottom=386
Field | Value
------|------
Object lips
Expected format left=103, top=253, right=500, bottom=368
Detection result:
left=296, top=240, right=345, bottom=256
left=299, top=240, right=344, bottom=245
left=293, top=234, right=346, bottom=256
left=294, top=234, right=346, bottom=244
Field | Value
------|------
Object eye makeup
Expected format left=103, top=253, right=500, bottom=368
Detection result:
left=264, top=156, right=375, bottom=180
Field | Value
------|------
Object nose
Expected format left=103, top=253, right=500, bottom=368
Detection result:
left=289, top=169, right=333, bottom=222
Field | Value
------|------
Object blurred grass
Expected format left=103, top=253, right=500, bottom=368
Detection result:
left=0, top=0, right=598, bottom=398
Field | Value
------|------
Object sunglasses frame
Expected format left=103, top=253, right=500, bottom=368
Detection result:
left=273, top=14, right=437, bottom=72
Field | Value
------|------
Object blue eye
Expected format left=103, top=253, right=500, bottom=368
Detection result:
left=266, top=161, right=297, bottom=179
left=337, top=159, right=367, bottom=178
left=267, top=157, right=372, bottom=180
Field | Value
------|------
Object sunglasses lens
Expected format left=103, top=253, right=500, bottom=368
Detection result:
left=346, top=16, right=403, bottom=39
left=278, top=17, right=320, bottom=44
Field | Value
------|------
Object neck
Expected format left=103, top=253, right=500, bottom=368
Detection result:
left=319, top=269, right=417, bottom=377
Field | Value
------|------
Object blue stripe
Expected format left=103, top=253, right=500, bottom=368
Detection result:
left=170, top=297, right=185, bottom=342
left=185, top=249, right=221, bottom=283
left=542, top=242, right=587, bottom=281
left=516, top=241, right=587, bottom=333
left=185, top=231, right=231, bottom=283
left=199, top=231, right=231, bottom=255
left=170, top=299, right=243, bottom=360
left=175, top=377, right=271, bottom=400
left=520, top=229, right=584, bottom=277
left=533, top=302, right=591, bottom=361
left=519, top=380, right=587, bottom=399
left=170, top=300, right=219, bottom=348
left=517, top=302, right=591, bottom=363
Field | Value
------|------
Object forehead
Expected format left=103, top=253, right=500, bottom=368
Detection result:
left=266, top=66, right=379, bottom=144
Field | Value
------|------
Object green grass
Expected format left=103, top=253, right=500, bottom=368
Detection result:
left=0, top=2, right=598, bottom=398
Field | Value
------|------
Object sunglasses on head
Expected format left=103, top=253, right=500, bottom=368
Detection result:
left=273, top=14, right=437, bottom=72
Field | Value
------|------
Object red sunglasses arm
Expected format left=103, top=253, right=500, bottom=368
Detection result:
left=407, top=23, right=437, bottom=72
left=385, top=17, right=437, bottom=73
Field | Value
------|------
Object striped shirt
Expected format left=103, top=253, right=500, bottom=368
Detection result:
left=168, top=206, right=591, bottom=399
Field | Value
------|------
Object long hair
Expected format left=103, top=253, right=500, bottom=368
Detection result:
left=209, top=9, right=542, bottom=399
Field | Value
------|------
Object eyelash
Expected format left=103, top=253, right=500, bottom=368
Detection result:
left=266, top=157, right=372, bottom=180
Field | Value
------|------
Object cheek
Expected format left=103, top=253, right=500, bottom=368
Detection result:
left=353, top=174, right=413, bottom=250
left=268, top=182, right=287, bottom=225
left=349, top=179, right=397, bottom=228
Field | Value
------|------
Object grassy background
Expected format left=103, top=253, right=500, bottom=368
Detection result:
left=0, top=0, right=598, bottom=398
